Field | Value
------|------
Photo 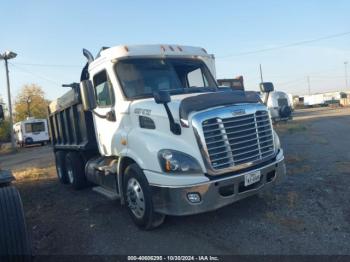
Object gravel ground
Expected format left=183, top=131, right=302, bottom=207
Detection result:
left=1, top=107, right=350, bottom=255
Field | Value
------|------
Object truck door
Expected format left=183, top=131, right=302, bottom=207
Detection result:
left=92, top=70, right=117, bottom=155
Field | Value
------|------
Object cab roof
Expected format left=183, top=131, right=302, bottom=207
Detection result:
left=90, top=44, right=213, bottom=68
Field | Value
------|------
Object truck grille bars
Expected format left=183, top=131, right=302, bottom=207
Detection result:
left=202, top=110, right=274, bottom=170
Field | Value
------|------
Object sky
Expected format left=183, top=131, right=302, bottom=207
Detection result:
left=0, top=0, right=350, bottom=103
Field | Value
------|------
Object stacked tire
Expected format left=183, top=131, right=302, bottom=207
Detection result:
left=0, top=186, right=32, bottom=260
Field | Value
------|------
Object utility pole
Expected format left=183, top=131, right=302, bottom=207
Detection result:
left=307, top=76, right=311, bottom=95
left=25, top=96, right=32, bottom=118
left=259, top=64, right=264, bottom=83
left=345, top=61, right=348, bottom=90
left=0, top=51, right=17, bottom=151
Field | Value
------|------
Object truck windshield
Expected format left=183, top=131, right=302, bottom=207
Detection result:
left=25, top=122, right=45, bottom=133
left=115, top=58, right=217, bottom=99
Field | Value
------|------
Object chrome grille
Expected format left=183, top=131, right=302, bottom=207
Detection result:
left=202, top=110, right=274, bottom=170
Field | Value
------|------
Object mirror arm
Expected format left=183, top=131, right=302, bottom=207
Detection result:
left=163, top=103, right=181, bottom=135
left=91, top=110, right=107, bottom=119
left=91, top=109, right=116, bottom=122
left=264, top=92, right=270, bottom=105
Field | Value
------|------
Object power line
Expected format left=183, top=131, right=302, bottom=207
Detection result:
left=9, top=62, right=61, bottom=85
left=275, top=78, right=306, bottom=86
left=217, top=31, right=350, bottom=59
left=13, top=62, right=81, bottom=68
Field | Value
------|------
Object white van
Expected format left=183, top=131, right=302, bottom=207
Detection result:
left=13, top=118, right=50, bottom=147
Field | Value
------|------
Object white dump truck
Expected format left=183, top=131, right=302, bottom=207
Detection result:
left=13, top=118, right=50, bottom=147
left=48, top=44, right=286, bottom=229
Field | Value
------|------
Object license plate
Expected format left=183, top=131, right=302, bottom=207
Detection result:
left=244, top=171, right=261, bottom=186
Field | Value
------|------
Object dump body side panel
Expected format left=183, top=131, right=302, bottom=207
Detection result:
left=48, top=87, right=98, bottom=152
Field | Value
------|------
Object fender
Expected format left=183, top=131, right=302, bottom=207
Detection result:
left=117, top=153, right=144, bottom=205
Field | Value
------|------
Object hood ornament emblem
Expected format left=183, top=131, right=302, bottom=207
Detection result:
left=232, top=109, right=246, bottom=116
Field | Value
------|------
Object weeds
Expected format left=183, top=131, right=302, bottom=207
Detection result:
left=13, top=166, right=56, bottom=181
left=275, top=122, right=307, bottom=134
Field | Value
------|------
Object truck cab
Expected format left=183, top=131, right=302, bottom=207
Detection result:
left=264, top=91, right=293, bottom=123
left=49, top=44, right=286, bottom=229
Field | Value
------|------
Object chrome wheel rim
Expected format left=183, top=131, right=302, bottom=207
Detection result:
left=126, top=178, right=145, bottom=219
left=67, top=167, right=74, bottom=184
left=57, top=167, right=63, bottom=179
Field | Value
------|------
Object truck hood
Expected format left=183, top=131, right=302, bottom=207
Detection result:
left=129, top=90, right=262, bottom=124
left=129, top=92, right=204, bottom=122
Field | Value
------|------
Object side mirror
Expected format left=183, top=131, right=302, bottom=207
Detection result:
left=80, top=80, right=97, bottom=111
left=260, top=82, right=274, bottom=93
left=0, top=105, right=4, bottom=121
left=154, top=90, right=171, bottom=104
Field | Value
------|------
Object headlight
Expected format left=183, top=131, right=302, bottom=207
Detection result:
left=273, top=130, right=281, bottom=149
left=158, top=149, right=202, bottom=174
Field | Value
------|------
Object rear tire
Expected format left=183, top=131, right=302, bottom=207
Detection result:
left=123, top=164, right=165, bottom=230
left=65, top=152, right=88, bottom=190
left=0, top=186, right=32, bottom=258
left=55, top=151, right=69, bottom=184
left=24, top=138, right=32, bottom=146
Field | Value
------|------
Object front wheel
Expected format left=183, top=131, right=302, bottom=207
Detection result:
left=123, top=164, right=165, bottom=230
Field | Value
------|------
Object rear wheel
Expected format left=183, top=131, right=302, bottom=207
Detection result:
left=55, top=151, right=69, bottom=184
left=123, top=164, right=165, bottom=230
left=24, top=137, right=33, bottom=146
left=65, top=152, right=88, bottom=190
left=0, top=186, right=32, bottom=258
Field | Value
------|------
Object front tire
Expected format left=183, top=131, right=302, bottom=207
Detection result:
left=65, top=152, right=88, bottom=190
left=123, top=164, right=165, bottom=230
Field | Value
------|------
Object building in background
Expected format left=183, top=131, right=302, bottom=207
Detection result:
left=298, top=91, right=350, bottom=107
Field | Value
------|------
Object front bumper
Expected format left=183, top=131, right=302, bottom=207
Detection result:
left=150, top=150, right=286, bottom=216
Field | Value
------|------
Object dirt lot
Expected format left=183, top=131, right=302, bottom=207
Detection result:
left=1, top=107, right=350, bottom=255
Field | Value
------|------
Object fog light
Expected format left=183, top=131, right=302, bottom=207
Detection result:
left=187, top=192, right=201, bottom=203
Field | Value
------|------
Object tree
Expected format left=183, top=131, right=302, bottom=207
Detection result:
left=14, top=84, right=49, bottom=122
left=0, top=119, right=11, bottom=142
left=0, top=95, right=10, bottom=142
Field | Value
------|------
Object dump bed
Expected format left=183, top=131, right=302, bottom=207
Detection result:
left=48, top=86, right=98, bottom=151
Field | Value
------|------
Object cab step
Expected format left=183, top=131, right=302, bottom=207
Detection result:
left=92, top=186, right=120, bottom=200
